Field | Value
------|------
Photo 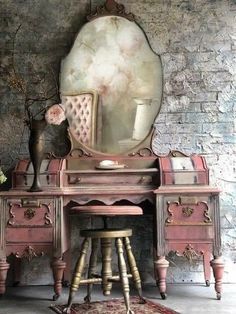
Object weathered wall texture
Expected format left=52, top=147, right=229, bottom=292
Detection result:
left=0, top=0, right=236, bottom=285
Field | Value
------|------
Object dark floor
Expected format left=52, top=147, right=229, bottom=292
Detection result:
left=0, top=283, right=234, bottom=314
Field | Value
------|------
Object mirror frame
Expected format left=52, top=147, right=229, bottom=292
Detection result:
left=62, top=0, right=163, bottom=158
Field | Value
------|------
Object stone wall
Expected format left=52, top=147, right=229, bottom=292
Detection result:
left=0, top=0, right=235, bottom=285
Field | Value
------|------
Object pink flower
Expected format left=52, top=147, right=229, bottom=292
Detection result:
left=45, top=104, right=66, bottom=125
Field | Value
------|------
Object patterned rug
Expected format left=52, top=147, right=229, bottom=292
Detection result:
left=50, top=296, right=180, bottom=314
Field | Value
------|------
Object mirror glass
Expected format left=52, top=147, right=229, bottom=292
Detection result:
left=60, top=15, right=162, bottom=154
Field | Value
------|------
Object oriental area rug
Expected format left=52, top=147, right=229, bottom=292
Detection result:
left=50, top=296, right=180, bottom=314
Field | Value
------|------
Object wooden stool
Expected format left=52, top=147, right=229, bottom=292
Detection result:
left=63, top=205, right=145, bottom=314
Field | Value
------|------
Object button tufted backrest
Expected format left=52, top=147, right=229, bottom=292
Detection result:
left=61, top=92, right=99, bottom=147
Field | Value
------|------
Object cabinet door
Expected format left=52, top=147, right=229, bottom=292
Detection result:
left=164, top=195, right=213, bottom=226
left=5, top=198, right=54, bottom=258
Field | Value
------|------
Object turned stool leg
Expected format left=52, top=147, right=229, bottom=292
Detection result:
left=124, top=237, right=145, bottom=303
left=101, top=238, right=113, bottom=296
left=84, top=238, right=99, bottom=303
left=116, top=238, right=134, bottom=314
left=63, top=238, right=89, bottom=314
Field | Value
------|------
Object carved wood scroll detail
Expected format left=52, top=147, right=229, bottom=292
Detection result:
left=44, top=203, right=53, bottom=225
left=15, top=246, right=44, bottom=262
left=24, top=208, right=36, bottom=220
left=182, top=207, right=194, bottom=217
left=175, top=244, right=203, bottom=263
left=202, top=201, right=212, bottom=223
left=7, top=203, right=17, bottom=226
left=70, top=148, right=93, bottom=158
left=165, top=200, right=212, bottom=224
left=129, top=147, right=154, bottom=157
left=87, top=0, right=135, bottom=22
left=7, top=202, right=53, bottom=226
left=165, top=201, right=177, bottom=224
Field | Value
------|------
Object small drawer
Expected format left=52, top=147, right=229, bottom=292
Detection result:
left=67, top=174, right=154, bottom=186
left=6, top=227, right=53, bottom=243
left=165, top=225, right=214, bottom=240
left=6, top=200, right=53, bottom=227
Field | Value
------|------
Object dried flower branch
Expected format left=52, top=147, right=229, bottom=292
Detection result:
left=6, top=24, right=59, bottom=129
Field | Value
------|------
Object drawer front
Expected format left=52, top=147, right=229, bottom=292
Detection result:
left=6, top=227, right=53, bottom=243
left=6, top=199, right=53, bottom=227
left=67, top=173, right=154, bottom=186
left=165, top=225, right=214, bottom=240
left=165, top=197, right=213, bottom=225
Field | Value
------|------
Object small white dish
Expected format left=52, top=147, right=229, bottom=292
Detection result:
left=96, top=160, right=125, bottom=170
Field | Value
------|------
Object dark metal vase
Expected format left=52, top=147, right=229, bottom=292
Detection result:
left=28, top=119, right=46, bottom=192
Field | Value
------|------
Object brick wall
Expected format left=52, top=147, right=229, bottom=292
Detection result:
left=0, top=0, right=235, bottom=284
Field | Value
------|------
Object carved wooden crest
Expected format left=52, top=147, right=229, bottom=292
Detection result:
left=87, top=0, right=135, bottom=21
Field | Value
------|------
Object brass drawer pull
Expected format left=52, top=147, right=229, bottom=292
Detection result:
left=68, top=175, right=81, bottom=184
left=179, top=196, right=197, bottom=205
left=139, top=176, right=152, bottom=184
left=21, top=199, right=40, bottom=208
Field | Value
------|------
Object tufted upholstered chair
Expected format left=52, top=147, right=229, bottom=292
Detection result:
left=61, top=91, right=100, bottom=148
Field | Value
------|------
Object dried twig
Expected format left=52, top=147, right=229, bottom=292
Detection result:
left=6, top=24, right=59, bottom=128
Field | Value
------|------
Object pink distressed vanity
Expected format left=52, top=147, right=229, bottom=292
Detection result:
left=0, top=0, right=224, bottom=302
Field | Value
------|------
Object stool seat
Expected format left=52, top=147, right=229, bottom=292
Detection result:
left=80, top=228, right=132, bottom=238
left=70, top=205, right=143, bottom=216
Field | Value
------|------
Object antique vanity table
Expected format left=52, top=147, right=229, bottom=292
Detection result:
left=0, top=0, right=224, bottom=301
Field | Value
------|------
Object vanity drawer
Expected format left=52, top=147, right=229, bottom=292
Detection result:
left=6, top=227, right=53, bottom=243
left=6, top=199, right=53, bottom=227
left=164, top=197, right=213, bottom=225
left=67, top=173, right=155, bottom=186
left=165, top=225, right=214, bottom=240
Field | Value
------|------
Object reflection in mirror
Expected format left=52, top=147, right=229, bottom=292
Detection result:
left=60, top=13, right=162, bottom=154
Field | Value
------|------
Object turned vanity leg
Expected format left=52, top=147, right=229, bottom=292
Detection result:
left=203, top=251, right=211, bottom=287
left=51, top=258, right=66, bottom=301
left=210, top=256, right=224, bottom=300
left=154, top=256, right=169, bottom=300
left=0, top=259, right=10, bottom=295
left=62, top=250, right=71, bottom=287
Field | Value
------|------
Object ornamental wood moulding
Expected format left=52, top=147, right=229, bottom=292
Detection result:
left=24, top=207, right=36, bottom=220
left=182, top=206, right=194, bottom=217
left=165, top=200, right=212, bottom=225
left=15, top=246, right=44, bottom=262
left=87, top=0, right=135, bottom=21
left=175, top=244, right=203, bottom=263
left=7, top=202, right=53, bottom=226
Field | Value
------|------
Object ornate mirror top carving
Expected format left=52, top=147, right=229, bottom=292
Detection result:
left=87, top=0, right=135, bottom=21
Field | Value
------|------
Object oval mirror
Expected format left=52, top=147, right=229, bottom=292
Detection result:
left=60, top=5, right=162, bottom=155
